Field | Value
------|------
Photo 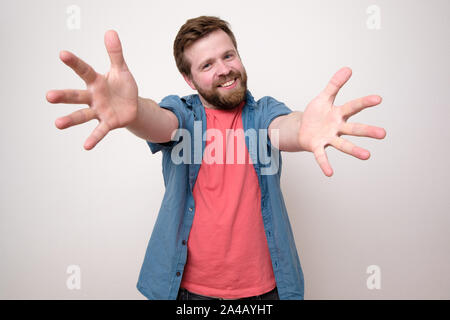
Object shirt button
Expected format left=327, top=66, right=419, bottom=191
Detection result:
left=188, top=207, right=193, bottom=212
left=176, top=272, right=181, bottom=277
left=182, top=240, right=186, bottom=245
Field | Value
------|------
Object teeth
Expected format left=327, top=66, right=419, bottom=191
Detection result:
left=220, top=79, right=235, bottom=87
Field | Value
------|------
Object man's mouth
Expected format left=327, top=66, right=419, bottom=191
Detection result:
left=218, top=78, right=237, bottom=88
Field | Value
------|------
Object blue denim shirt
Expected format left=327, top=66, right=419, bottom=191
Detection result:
left=136, top=90, right=304, bottom=300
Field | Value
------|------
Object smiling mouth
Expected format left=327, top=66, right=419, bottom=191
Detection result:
left=217, top=78, right=237, bottom=88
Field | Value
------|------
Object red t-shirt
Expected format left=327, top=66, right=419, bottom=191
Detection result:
left=180, top=101, right=276, bottom=299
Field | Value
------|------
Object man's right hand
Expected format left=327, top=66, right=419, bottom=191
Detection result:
left=46, top=30, right=138, bottom=150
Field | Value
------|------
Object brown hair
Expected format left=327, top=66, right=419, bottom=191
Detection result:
left=173, top=16, right=238, bottom=78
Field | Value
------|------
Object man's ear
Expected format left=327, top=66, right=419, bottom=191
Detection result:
left=182, top=73, right=196, bottom=90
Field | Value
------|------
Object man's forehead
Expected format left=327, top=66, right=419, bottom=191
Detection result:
left=185, top=29, right=236, bottom=64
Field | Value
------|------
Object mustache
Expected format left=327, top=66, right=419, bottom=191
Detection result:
left=214, top=71, right=241, bottom=87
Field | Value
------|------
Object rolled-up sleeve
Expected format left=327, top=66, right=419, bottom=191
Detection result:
left=147, top=95, right=189, bottom=154
left=260, top=96, right=293, bottom=131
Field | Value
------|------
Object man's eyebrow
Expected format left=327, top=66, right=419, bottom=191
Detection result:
left=197, top=49, right=236, bottom=69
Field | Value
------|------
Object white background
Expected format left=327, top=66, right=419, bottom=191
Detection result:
left=1, top=0, right=449, bottom=299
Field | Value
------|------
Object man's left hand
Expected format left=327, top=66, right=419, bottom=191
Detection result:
left=298, top=67, right=386, bottom=177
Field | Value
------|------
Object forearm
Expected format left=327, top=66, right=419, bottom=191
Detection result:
left=269, top=111, right=305, bottom=152
left=126, top=97, right=178, bottom=143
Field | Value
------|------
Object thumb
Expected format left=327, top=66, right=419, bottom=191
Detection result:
left=104, top=30, right=127, bottom=70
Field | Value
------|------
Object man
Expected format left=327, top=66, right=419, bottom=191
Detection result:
left=46, top=16, right=386, bottom=300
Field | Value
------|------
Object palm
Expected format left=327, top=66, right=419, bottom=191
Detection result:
left=299, top=96, right=339, bottom=152
left=297, top=67, right=386, bottom=177
left=46, top=30, right=138, bottom=150
left=94, top=68, right=138, bottom=129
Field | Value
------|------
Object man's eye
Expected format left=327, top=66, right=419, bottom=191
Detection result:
left=203, top=64, right=210, bottom=69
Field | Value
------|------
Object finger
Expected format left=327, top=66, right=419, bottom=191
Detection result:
left=339, top=122, right=387, bottom=139
left=330, top=136, right=370, bottom=160
left=59, top=50, right=97, bottom=84
left=84, top=121, right=110, bottom=150
left=46, top=89, right=91, bottom=105
left=55, top=108, right=96, bottom=129
left=104, top=30, right=127, bottom=70
left=340, top=95, right=382, bottom=120
left=321, top=67, right=352, bottom=103
left=314, top=147, right=334, bottom=177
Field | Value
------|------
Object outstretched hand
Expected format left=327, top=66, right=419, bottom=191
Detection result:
left=298, top=67, right=386, bottom=177
left=46, top=30, right=138, bottom=150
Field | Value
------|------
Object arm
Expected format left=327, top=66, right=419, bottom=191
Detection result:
left=126, top=97, right=178, bottom=143
left=268, top=111, right=304, bottom=152
left=269, top=67, right=386, bottom=177
left=46, top=30, right=177, bottom=149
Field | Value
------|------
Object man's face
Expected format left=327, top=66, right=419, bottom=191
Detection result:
left=183, top=29, right=248, bottom=110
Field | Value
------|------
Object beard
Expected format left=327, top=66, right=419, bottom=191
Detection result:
left=193, top=68, right=248, bottom=110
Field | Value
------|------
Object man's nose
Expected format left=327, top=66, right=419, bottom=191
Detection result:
left=216, top=60, right=232, bottom=77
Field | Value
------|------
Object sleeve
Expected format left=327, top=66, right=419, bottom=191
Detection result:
left=260, top=96, right=293, bottom=131
left=146, top=95, right=189, bottom=154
